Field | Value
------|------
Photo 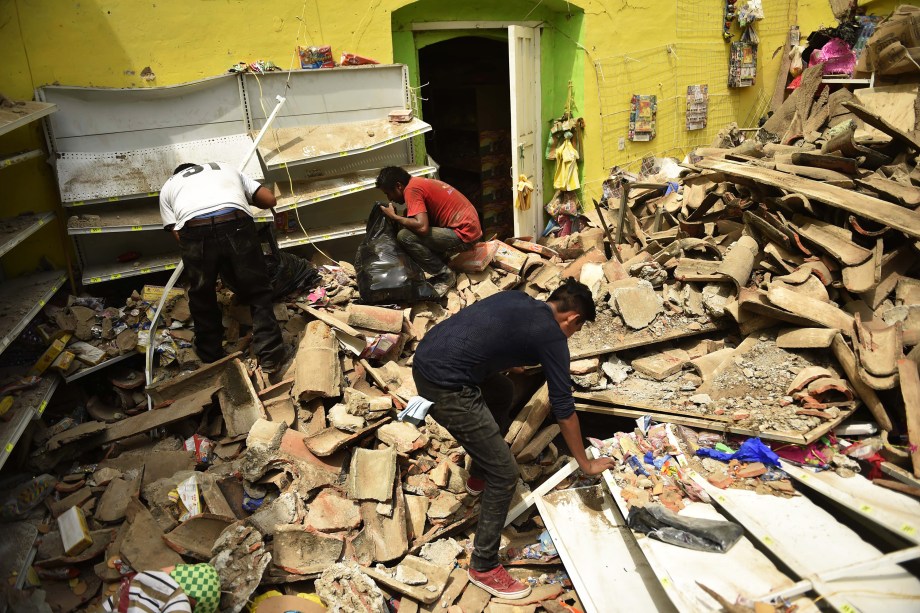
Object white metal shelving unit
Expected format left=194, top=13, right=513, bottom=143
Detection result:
left=0, top=374, right=59, bottom=470
left=0, top=212, right=56, bottom=257
left=40, top=65, right=433, bottom=284
left=0, top=269, right=68, bottom=355
left=0, top=149, right=43, bottom=169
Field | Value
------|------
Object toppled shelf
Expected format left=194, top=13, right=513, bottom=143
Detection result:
left=0, top=149, right=43, bottom=170
left=276, top=221, right=365, bottom=250
left=56, top=134, right=263, bottom=204
left=0, top=270, right=68, bottom=357
left=255, top=117, right=432, bottom=170
left=82, top=253, right=179, bottom=285
left=0, top=212, right=56, bottom=257
left=272, top=165, right=437, bottom=213
left=0, top=522, right=38, bottom=591
left=64, top=351, right=137, bottom=383
left=0, top=101, right=57, bottom=137
left=66, top=201, right=163, bottom=235
left=568, top=311, right=727, bottom=360
left=0, top=374, right=59, bottom=471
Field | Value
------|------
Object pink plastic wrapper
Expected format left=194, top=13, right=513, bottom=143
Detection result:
left=340, top=52, right=379, bottom=66
left=812, top=38, right=857, bottom=77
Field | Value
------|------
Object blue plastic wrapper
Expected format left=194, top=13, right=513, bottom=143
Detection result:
left=696, top=437, right=780, bottom=466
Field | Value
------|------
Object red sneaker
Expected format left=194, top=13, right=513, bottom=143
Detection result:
left=465, top=476, right=485, bottom=496
left=468, top=565, right=531, bottom=599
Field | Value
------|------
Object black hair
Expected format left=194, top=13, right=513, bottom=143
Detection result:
left=173, top=163, right=197, bottom=175
left=547, top=277, right=596, bottom=322
left=376, top=166, right=412, bottom=191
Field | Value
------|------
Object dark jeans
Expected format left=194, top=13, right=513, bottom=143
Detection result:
left=413, top=371, right=516, bottom=571
left=178, top=217, right=285, bottom=366
left=397, top=227, right=471, bottom=275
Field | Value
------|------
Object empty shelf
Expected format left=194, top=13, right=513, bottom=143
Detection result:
left=0, top=101, right=57, bottom=138
left=0, top=374, right=59, bottom=471
left=0, top=270, right=67, bottom=357
left=276, top=221, right=366, bottom=249
left=0, top=212, right=56, bottom=257
left=67, top=202, right=164, bottom=235
left=82, top=253, right=179, bottom=285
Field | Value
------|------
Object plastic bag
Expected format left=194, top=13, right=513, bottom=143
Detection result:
left=696, top=437, right=781, bottom=466
left=627, top=503, right=744, bottom=553
left=354, top=204, right=437, bottom=304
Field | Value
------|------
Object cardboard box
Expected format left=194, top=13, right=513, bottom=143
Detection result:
left=141, top=285, right=187, bottom=303
left=30, top=333, right=73, bottom=376
left=57, top=506, right=93, bottom=556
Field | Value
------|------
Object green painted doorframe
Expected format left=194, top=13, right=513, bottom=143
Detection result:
left=392, top=2, right=586, bottom=204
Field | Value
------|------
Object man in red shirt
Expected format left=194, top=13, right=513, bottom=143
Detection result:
left=375, top=167, right=482, bottom=296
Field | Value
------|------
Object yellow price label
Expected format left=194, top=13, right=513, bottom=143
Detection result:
left=108, top=197, right=119, bottom=202
left=90, top=277, right=102, bottom=283
left=311, top=197, right=321, bottom=203
left=4, top=443, right=12, bottom=453
left=860, top=504, right=873, bottom=514
left=39, top=300, right=45, bottom=307
left=799, top=473, right=808, bottom=480
left=111, top=273, right=121, bottom=279
left=131, top=225, right=143, bottom=231
left=340, top=151, right=348, bottom=156
left=840, top=605, right=858, bottom=613
left=718, top=496, right=726, bottom=503
left=660, top=577, right=671, bottom=588
left=763, top=536, right=774, bottom=546
left=72, top=201, right=85, bottom=206
left=90, top=228, right=102, bottom=233
left=38, top=218, right=45, bottom=225
left=38, top=401, right=48, bottom=416
left=141, top=267, right=152, bottom=274
left=322, top=235, right=331, bottom=240
left=165, top=264, right=176, bottom=270
left=901, top=524, right=917, bottom=535
left=147, top=192, right=158, bottom=197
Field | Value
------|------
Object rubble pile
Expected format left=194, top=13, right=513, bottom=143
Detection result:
left=1, top=6, right=918, bottom=611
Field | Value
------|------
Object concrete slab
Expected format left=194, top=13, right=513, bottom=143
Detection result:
left=163, top=514, right=233, bottom=560
left=348, top=446, right=396, bottom=502
left=219, top=358, right=265, bottom=438
left=273, top=526, right=343, bottom=575
left=305, top=488, right=361, bottom=532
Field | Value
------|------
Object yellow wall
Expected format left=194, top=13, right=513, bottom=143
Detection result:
left=0, top=0, right=905, bottom=278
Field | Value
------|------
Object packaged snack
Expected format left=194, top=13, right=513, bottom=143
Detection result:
left=340, top=52, right=379, bottom=66
left=298, top=46, right=336, bottom=69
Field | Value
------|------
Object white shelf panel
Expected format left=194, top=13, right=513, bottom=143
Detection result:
left=82, top=253, right=179, bottom=285
left=0, top=101, right=56, bottom=138
left=0, top=212, right=56, bottom=257
left=56, top=134, right=263, bottom=204
left=256, top=117, right=431, bottom=170
left=0, top=149, right=43, bottom=170
left=0, top=270, right=67, bottom=357
left=64, top=351, right=136, bottom=383
left=0, top=374, right=59, bottom=470
left=276, top=221, right=366, bottom=249
left=67, top=201, right=163, bottom=235
left=269, top=164, right=437, bottom=216
left=0, top=522, right=38, bottom=591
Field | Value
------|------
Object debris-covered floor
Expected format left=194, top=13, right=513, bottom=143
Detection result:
left=3, top=4, right=920, bottom=612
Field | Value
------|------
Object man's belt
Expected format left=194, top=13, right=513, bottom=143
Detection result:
left=183, top=210, right=249, bottom=227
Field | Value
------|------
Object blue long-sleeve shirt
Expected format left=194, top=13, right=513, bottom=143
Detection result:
left=414, top=290, right=575, bottom=419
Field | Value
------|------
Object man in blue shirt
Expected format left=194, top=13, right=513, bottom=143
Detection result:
left=413, top=278, right=616, bottom=600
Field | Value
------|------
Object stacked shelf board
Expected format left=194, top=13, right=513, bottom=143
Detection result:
left=81, top=253, right=178, bottom=286
left=0, top=101, right=56, bottom=137
left=0, top=212, right=56, bottom=257
left=0, top=373, right=59, bottom=470
left=0, top=270, right=68, bottom=356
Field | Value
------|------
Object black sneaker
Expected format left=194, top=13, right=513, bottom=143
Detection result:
left=431, top=269, right=457, bottom=298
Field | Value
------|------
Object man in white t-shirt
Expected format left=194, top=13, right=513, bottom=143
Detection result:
left=159, top=162, right=292, bottom=374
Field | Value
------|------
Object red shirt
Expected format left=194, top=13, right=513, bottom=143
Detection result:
left=404, top=177, right=482, bottom=243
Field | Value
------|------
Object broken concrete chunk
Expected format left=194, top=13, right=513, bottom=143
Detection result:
left=631, top=349, right=690, bottom=381
left=348, top=446, right=397, bottom=502
left=273, top=526, right=344, bottom=575
left=702, top=283, right=733, bottom=318
left=418, top=537, right=464, bottom=567
left=162, top=514, right=233, bottom=560
left=248, top=492, right=302, bottom=537
left=404, top=495, right=430, bottom=541
left=218, top=358, right=265, bottom=438
left=427, top=492, right=462, bottom=521
left=377, top=421, right=427, bottom=453
left=293, top=321, right=343, bottom=400
left=569, top=357, right=600, bottom=375
left=315, top=562, right=388, bottom=613
left=210, top=523, right=270, bottom=613
left=305, top=489, right=361, bottom=532
left=601, top=355, right=632, bottom=384
left=329, top=403, right=366, bottom=432
left=614, top=283, right=663, bottom=329
left=246, top=418, right=287, bottom=454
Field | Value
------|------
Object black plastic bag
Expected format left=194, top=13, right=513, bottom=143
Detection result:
left=354, top=203, right=437, bottom=304
left=627, top=504, right=743, bottom=553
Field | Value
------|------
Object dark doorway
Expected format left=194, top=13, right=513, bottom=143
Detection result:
left=419, top=36, right=514, bottom=239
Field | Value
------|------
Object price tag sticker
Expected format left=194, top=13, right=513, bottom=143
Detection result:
left=141, top=267, right=152, bottom=274
left=111, top=273, right=122, bottom=279
left=4, top=443, right=13, bottom=454
left=165, top=264, right=176, bottom=270
left=90, top=228, right=102, bottom=233
left=108, top=197, right=119, bottom=202
left=38, top=401, right=48, bottom=416
left=860, top=504, right=873, bottom=514
left=901, top=524, right=917, bottom=536
left=131, top=226, right=143, bottom=231
left=90, top=277, right=102, bottom=283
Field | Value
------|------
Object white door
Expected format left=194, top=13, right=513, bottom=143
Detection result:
left=508, top=25, right=543, bottom=239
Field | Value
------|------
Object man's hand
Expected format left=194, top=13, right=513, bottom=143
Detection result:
left=380, top=202, right=397, bottom=219
left=579, top=456, right=617, bottom=476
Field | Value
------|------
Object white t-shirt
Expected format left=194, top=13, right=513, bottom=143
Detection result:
left=159, top=162, right=263, bottom=230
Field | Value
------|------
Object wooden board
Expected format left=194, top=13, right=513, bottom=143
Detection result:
left=575, top=402, right=854, bottom=445
left=695, top=159, right=920, bottom=240
left=569, top=311, right=726, bottom=360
